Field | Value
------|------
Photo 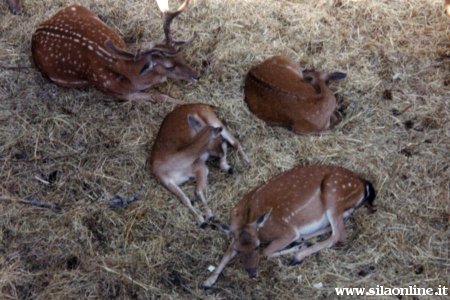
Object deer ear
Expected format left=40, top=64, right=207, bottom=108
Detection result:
left=139, top=60, right=156, bottom=75
left=104, top=40, right=135, bottom=60
left=327, top=72, right=347, bottom=81
left=255, top=209, right=272, bottom=229
left=187, top=114, right=203, bottom=131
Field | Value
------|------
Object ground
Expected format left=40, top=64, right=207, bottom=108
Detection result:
left=0, top=0, right=449, bottom=299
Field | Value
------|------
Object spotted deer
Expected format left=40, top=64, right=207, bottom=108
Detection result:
left=445, top=0, right=450, bottom=16
left=150, top=104, right=251, bottom=227
left=31, top=1, right=199, bottom=104
left=202, top=165, right=376, bottom=288
left=6, top=0, right=21, bottom=14
left=244, top=56, right=347, bottom=134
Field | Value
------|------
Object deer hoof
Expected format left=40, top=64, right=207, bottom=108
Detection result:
left=288, top=257, right=303, bottom=266
left=201, top=282, right=213, bottom=290
left=205, top=214, right=215, bottom=222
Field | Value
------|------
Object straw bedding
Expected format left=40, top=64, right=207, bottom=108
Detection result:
left=0, top=0, right=449, bottom=298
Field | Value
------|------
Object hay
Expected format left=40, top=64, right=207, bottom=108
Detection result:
left=1, top=0, right=449, bottom=298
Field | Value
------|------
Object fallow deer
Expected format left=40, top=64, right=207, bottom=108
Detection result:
left=244, top=56, right=346, bottom=134
left=445, top=0, right=450, bottom=16
left=150, top=104, right=251, bottom=227
left=202, top=165, right=376, bottom=288
left=6, top=0, right=21, bottom=14
left=31, top=1, right=199, bottom=104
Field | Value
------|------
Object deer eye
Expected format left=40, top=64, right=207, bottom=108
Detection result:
left=166, top=65, right=176, bottom=71
left=139, top=61, right=154, bottom=74
left=304, top=76, right=314, bottom=83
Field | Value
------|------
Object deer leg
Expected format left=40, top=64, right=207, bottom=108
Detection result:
left=289, top=211, right=346, bottom=266
left=193, top=162, right=213, bottom=221
left=267, top=226, right=333, bottom=258
left=123, top=92, right=183, bottom=105
left=202, top=243, right=237, bottom=289
left=262, top=230, right=300, bottom=258
left=220, top=129, right=251, bottom=165
left=219, top=141, right=233, bottom=174
left=163, top=180, right=206, bottom=227
left=292, top=120, right=320, bottom=135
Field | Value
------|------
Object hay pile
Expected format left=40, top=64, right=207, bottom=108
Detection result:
left=1, top=0, right=449, bottom=298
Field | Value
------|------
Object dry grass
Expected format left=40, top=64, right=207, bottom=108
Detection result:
left=1, top=0, right=449, bottom=299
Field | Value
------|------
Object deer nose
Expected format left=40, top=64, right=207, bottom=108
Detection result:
left=246, top=268, right=257, bottom=278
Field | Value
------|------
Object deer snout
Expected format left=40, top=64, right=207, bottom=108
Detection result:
left=191, top=73, right=201, bottom=82
left=246, top=267, right=258, bottom=278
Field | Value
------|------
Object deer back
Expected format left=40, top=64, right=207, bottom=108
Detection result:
left=244, top=56, right=344, bottom=133
left=31, top=4, right=128, bottom=87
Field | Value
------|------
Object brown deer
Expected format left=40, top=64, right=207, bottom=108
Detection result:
left=445, top=0, right=450, bottom=16
left=244, top=56, right=347, bottom=134
left=202, top=165, right=376, bottom=288
left=31, top=1, right=199, bottom=104
left=150, top=104, right=251, bottom=227
left=6, top=0, right=21, bottom=14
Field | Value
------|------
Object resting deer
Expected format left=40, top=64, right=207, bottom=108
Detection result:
left=244, top=56, right=346, bottom=134
left=445, top=0, right=450, bottom=16
left=202, top=165, right=376, bottom=288
left=31, top=1, right=199, bottom=104
left=6, top=0, right=21, bottom=14
left=150, top=104, right=251, bottom=227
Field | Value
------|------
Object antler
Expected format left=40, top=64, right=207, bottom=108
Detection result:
left=155, top=0, right=196, bottom=48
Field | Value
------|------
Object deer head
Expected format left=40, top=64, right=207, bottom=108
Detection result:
left=302, top=70, right=347, bottom=90
left=151, top=0, right=200, bottom=82
left=187, top=115, right=224, bottom=154
left=102, top=0, right=199, bottom=84
left=216, top=211, right=271, bottom=278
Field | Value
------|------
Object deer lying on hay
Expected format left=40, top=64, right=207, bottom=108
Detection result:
left=31, top=0, right=199, bottom=104
left=202, top=165, right=376, bottom=288
left=6, top=0, right=21, bottom=14
left=150, top=104, right=251, bottom=227
left=244, top=56, right=347, bottom=134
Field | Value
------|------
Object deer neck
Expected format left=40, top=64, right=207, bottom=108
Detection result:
left=99, top=51, right=147, bottom=79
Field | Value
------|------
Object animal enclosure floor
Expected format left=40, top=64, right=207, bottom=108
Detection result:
left=0, top=0, right=449, bottom=299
